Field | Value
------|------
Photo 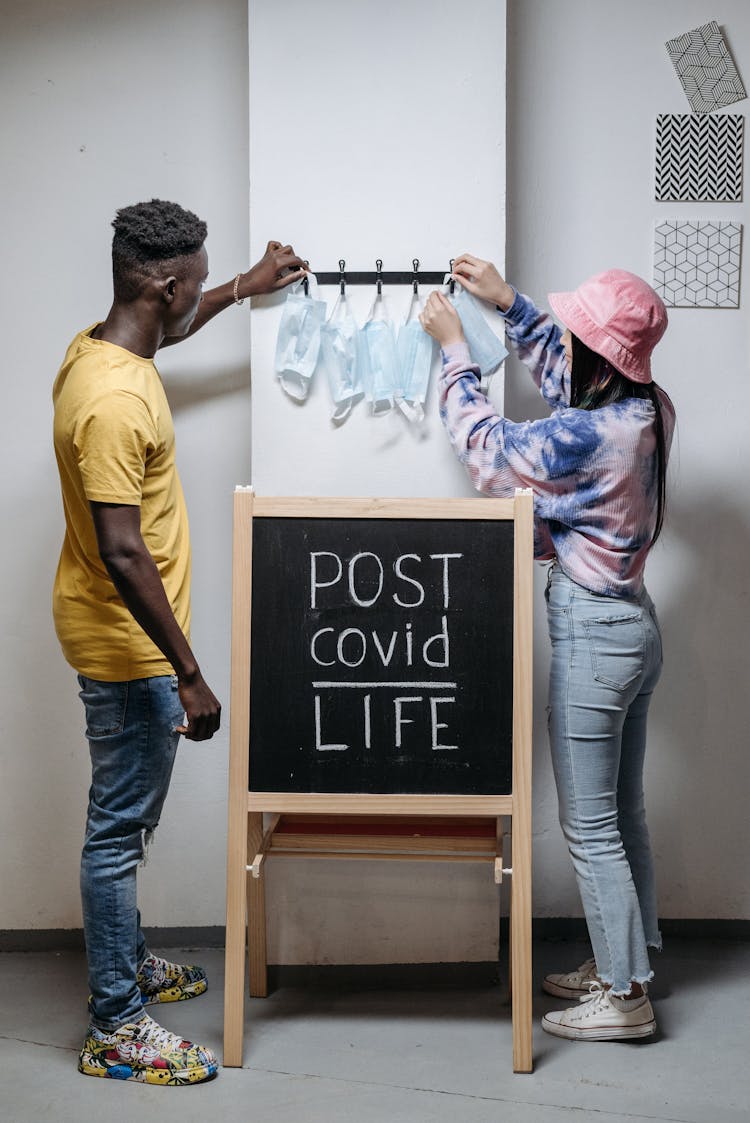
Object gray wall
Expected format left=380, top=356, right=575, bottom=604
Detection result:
left=506, top=0, right=750, bottom=922
left=1, top=0, right=748, bottom=955
left=1, top=0, right=251, bottom=931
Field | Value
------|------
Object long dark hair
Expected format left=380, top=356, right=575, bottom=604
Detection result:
left=570, top=334, right=667, bottom=545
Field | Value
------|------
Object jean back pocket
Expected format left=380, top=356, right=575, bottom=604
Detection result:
left=582, top=612, right=645, bottom=691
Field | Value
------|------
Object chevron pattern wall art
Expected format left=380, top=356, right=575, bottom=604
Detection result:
left=666, top=21, right=746, bottom=114
left=654, top=220, right=742, bottom=307
left=655, top=114, right=744, bottom=202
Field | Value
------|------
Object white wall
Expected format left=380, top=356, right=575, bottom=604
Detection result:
left=506, top=0, right=750, bottom=921
left=1, top=0, right=748, bottom=958
left=249, top=0, right=508, bottom=963
left=248, top=0, right=506, bottom=500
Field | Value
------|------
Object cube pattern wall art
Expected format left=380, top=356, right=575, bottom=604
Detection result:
left=665, top=21, right=746, bottom=114
left=654, top=220, right=742, bottom=307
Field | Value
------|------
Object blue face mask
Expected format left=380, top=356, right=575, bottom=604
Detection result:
left=450, top=285, right=508, bottom=377
left=357, top=297, right=401, bottom=413
left=396, top=316, right=435, bottom=422
left=319, top=297, right=361, bottom=423
left=274, top=276, right=327, bottom=401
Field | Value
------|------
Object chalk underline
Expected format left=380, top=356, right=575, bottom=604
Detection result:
left=312, top=681, right=457, bottom=690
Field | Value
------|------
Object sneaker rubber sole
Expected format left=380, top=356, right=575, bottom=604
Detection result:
left=78, top=1053, right=218, bottom=1085
left=541, top=1014, right=657, bottom=1041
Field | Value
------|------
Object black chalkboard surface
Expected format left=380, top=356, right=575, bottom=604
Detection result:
left=249, top=517, right=514, bottom=795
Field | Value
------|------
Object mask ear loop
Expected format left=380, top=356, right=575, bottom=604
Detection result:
left=367, top=258, right=387, bottom=322
left=443, top=259, right=460, bottom=298
left=363, top=258, right=396, bottom=416
left=329, top=259, right=348, bottom=322
left=396, top=258, right=428, bottom=425
left=404, top=258, right=423, bottom=323
left=324, top=259, right=359, bottom=424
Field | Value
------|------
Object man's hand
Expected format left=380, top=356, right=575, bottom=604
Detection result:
left=176, top=671, right=222, bottom=741
left=235, top=240, right=307, bottom=300
left=419, top=291, right=465, bottom=348
left=452, top=253, right=515, bottom=311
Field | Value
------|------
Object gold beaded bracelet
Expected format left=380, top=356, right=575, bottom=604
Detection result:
left=233, top=273, right=245, bottom=305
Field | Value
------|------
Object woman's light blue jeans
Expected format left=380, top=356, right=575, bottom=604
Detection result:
left=77, top=674, right=183, bottom=1031
left=546, top=565, right=663, bottom=995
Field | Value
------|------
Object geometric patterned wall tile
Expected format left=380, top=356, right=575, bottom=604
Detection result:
left=666, top=20, right=746, bottom=114
left=654, top=220, right=742, bottom=307
left=655, top=114, right=744, bottom=201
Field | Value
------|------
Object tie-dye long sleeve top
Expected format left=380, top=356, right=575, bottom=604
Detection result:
left=438, top=290, right=675, bottom=598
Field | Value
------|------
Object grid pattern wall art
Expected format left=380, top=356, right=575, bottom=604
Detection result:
left=655, top=114, right=744, bottom=202
left=654, top=220, right=743, bottom=308
left=665, top=21, right=746, bottom=114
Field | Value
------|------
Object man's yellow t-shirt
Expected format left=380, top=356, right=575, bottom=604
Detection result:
left=52, top=327, right=191, bottom=681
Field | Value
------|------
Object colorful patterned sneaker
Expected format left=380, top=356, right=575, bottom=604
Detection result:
left=542, top=956, right=600, bottom=999
left=137, top=953, right=207, bottom=1005
left=542, top=982, right=657, bottom=1041
left=78, top=1012, right=218, bottom=1084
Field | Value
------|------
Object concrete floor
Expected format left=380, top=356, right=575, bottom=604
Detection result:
left=1, top=939, right=748, bottom=1123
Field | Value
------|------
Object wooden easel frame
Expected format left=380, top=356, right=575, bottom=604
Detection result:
left=223, top=489, right=534, bottom=1072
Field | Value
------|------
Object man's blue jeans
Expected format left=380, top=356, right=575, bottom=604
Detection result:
left=78, top=674, right=183, bottom=1031
left=546, top=566, right=663, bottom=996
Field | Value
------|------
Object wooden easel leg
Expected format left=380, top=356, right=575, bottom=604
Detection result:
left=223, top=808, right=249, bottom=1067
left=247, top=812, right=268, bottom=998
left=511, top=488, right=534, bottom=1072
left=506, top=827, right=512, bottom=1001
left=224, top=487, right=254, bottom=1067
left=510, top=836, right=532, bottom=1073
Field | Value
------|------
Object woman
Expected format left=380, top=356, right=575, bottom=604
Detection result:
left=420, top=256, right=675, bottom=1041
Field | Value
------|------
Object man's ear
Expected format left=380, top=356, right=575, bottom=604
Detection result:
left=163, top=276, right=177, bottom=304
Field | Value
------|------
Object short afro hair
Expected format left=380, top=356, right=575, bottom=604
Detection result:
left=111, top=199, right=207, bottom=300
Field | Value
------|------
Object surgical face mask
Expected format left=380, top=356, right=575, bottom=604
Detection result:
left=397, top=317, right=435, bottom=422
left=358, top=295, right=401, bottom=412
left=450, top=285, right=508, bottom=377
left=274, top=275, right=327, bottom=401
left=319, top=296, right=361, bottom=422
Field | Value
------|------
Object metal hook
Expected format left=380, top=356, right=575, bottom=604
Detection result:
left=303, top=260, right=310, bottom=296
left=448, top=258, right=455, bottom=295
left=375, top=258, right=383, bottom=296
left=412, top=258, right=420, bottom=295
left=338, top=259, right=346, bottom=296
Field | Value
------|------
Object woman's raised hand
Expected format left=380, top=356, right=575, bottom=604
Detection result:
left=452, top=254, right=515, bottom=312
left=419, top=291, right=465, bottom=348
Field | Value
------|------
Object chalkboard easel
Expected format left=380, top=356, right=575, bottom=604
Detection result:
left=223, top=489, right=534, bottom=1072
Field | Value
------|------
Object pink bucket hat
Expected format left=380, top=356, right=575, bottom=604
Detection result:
left=548, top=269, right=667, bottom=384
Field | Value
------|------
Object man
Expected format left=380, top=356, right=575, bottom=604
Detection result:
left=52, top=199, right=304, bottom=1085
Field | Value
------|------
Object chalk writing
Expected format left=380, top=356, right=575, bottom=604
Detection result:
left=308, top=549, right=462, bottom=754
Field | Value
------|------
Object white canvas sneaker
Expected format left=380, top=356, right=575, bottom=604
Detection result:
left=542, top=956, right=600, bottom=999
left=542, top=982, right=657, bottom=1041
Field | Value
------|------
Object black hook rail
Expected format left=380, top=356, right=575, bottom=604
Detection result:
left=311, top=258, right=451, bottom=288
left=315, top=271, right=447, bottom=286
